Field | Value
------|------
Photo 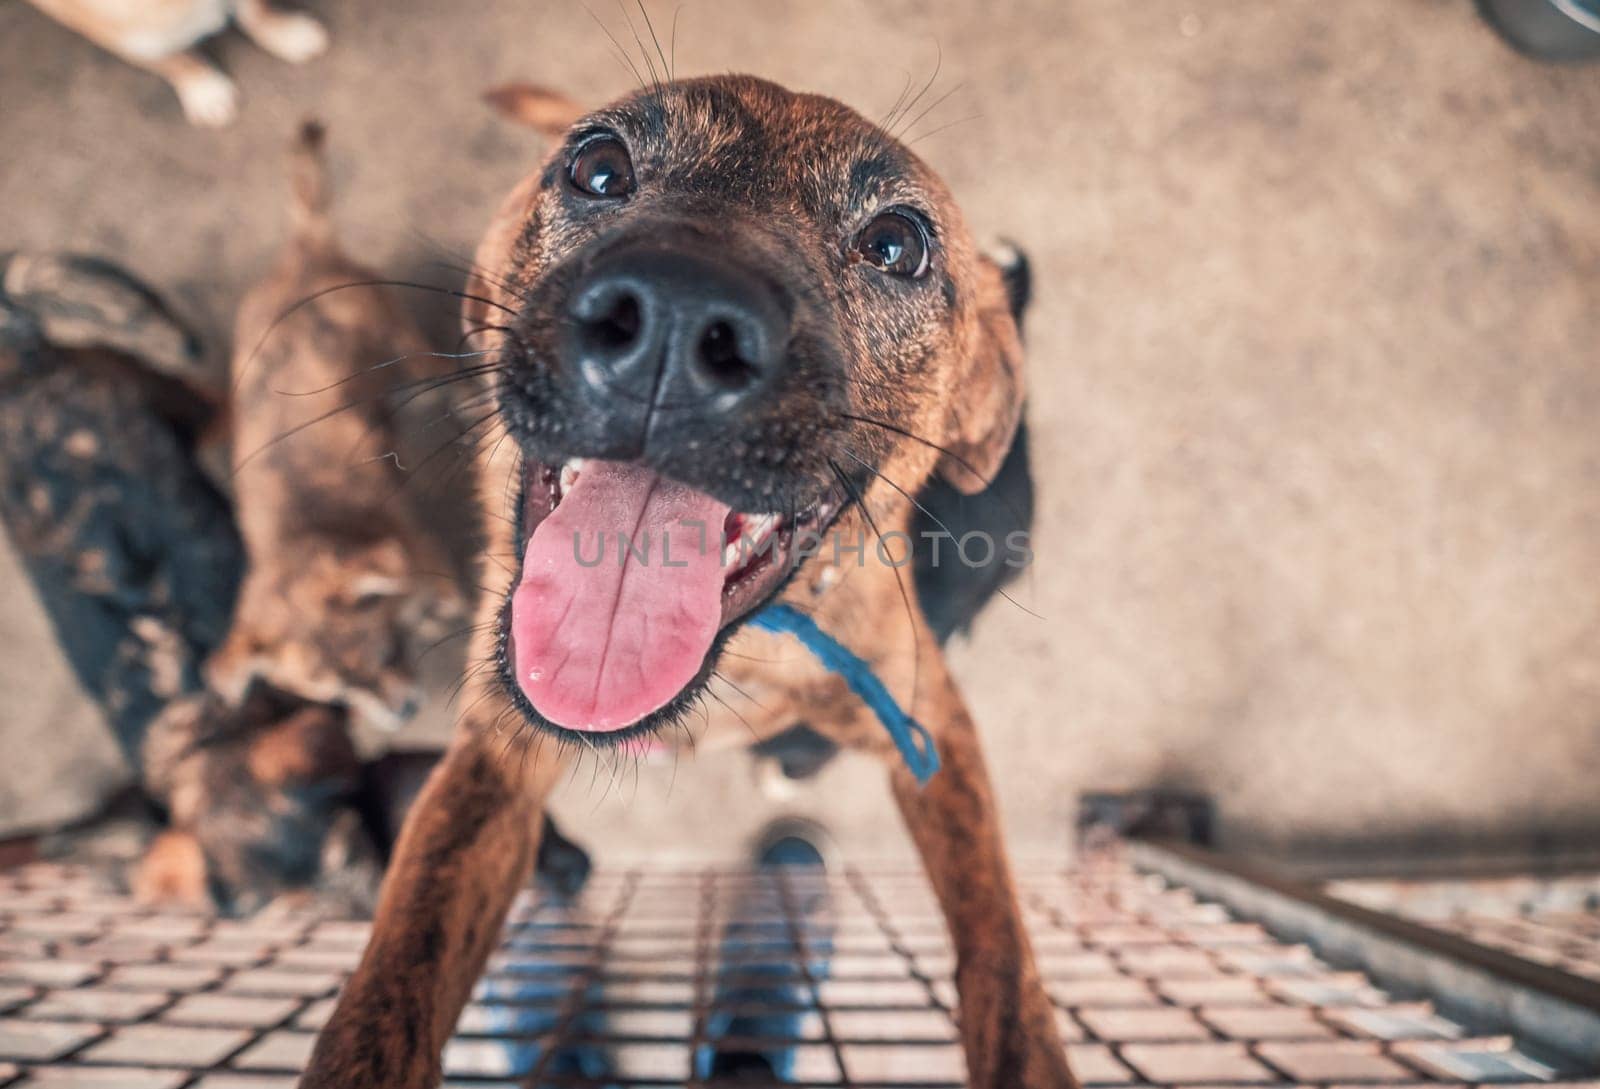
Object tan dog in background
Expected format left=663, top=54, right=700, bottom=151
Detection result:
left=23, top=0, right=327, bottom=125
left=208, top=121, right=465, bottom=730
left=135, top=123, right=466, bottom=912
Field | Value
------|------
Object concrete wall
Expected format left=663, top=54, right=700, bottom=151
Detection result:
left=1, top=0, right=1597, bottom=863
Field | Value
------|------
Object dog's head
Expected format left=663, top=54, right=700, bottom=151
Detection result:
left=469, top=75, right=1024, bottom=743
left=208, top=540, right=456, bottom=731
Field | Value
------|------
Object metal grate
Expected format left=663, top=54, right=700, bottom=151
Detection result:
left=1329, top=873, right=1600, bottom=986
left=1, top=853, right=1597, bottom=1087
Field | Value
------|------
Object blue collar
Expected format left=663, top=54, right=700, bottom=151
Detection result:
left=749, top=603, right=941, bottom=786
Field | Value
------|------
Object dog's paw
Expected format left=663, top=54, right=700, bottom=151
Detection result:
left=147, top=693, right=366, bottom=915
left=252, top=13, right=330, bottom=64
left=536, top=812, right=592, bottom=899
left=175, top=68, right=239, bottom=127
left=134, top=805, right=380, bottom=918
left=183, top=782, right=362, bottom=916
left=131, top=829, right=211, bottom=909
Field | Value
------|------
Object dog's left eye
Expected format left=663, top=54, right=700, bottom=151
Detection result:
left=853, top=209, right=930, bottom=278
left=568, top=134, right=635, bottom=199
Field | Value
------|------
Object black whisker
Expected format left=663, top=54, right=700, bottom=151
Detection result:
left=668, top=4, right=683, bottom=79
left=232, top=279, right=516, bottom=397
left=887, top=40, right=942, bottom=137
left=836, top=411, right=991, bottom=489
left=458, top=324, right=519, bottom=354
left=471, top=421, right=518, bottom=492
left=452, top=674, right=501, bottom=721
left=878, top=68, right=915, bottom=130
left=829, top=458, right=922, bottom=721
left=839, top=446, right=1045, bottom=623
left=496, top=706, right=526, bottom=763
left=832, top=411, right=1035, bottom=554
left=710, top=670, right=766, bottom=710
left=615, top=0, right=662, bottom=90
left=502, top=446, right=525, bottom=532
left=906, top=113, right=984, bottom=147
left=582, top=3, right=649, bottom=91
left=635, top=0, right=672, bottom=87
left=270, top=348, right=495, bottom=398
left=418, top=255, right=532, bottom=310
left=704, top=685, right=760, bottom=742
left=400, top=227, right=533, bottom=308
left=232, top=363, right=505, bottom=474
left=417, top=621, right=497, bottom=664
left=846, top=372, right=933, bottom=396
left=899, top=81, right=966, bottom=142
left=382, top=409, right=505, bottom=509
left=423, top=419, right=509, bottom=505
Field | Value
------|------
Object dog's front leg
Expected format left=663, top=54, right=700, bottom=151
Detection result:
left=299, top=722, right=566, bottom=1089
left=890, top=662, right=1077, bottom=1089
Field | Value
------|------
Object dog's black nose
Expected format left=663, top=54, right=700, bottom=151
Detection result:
left=565, top=247, right=787, bottom=413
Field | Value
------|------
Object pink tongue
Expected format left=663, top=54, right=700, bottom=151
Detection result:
left=511, top=461, right=730, bottom=731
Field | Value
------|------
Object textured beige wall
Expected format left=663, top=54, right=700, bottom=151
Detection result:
left=1, top=1, right=1597, bottom=864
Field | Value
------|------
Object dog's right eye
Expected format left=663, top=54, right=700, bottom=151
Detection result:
left=568, top=135, right=635, bottom=199
left=853, top=209, right=931, bottom=278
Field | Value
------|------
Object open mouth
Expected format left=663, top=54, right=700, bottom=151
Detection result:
left=501, top=458, right=838, bottom=737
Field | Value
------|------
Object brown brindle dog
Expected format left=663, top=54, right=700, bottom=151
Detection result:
left=300, top=76, right=1072, bottom=1088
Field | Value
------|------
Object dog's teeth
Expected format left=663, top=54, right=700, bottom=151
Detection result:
left=558, top=458, right=584, bottom=494
left=720, top=513, right=789, bottom=575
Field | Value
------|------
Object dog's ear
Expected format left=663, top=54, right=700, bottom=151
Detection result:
left=484, top=83, right=587, bottom=138
left=937, top=246, right=1029, bottom=494
left=464, top=84, right=583, bottom=333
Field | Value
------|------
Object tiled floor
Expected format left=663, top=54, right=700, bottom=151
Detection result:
left=1329, top=874, right=1600, bottom=985
left=0, top=855, right=1596, bottom=1087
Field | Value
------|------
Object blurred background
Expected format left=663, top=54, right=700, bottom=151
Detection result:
left=2, top=0, right=1598, bottom=870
